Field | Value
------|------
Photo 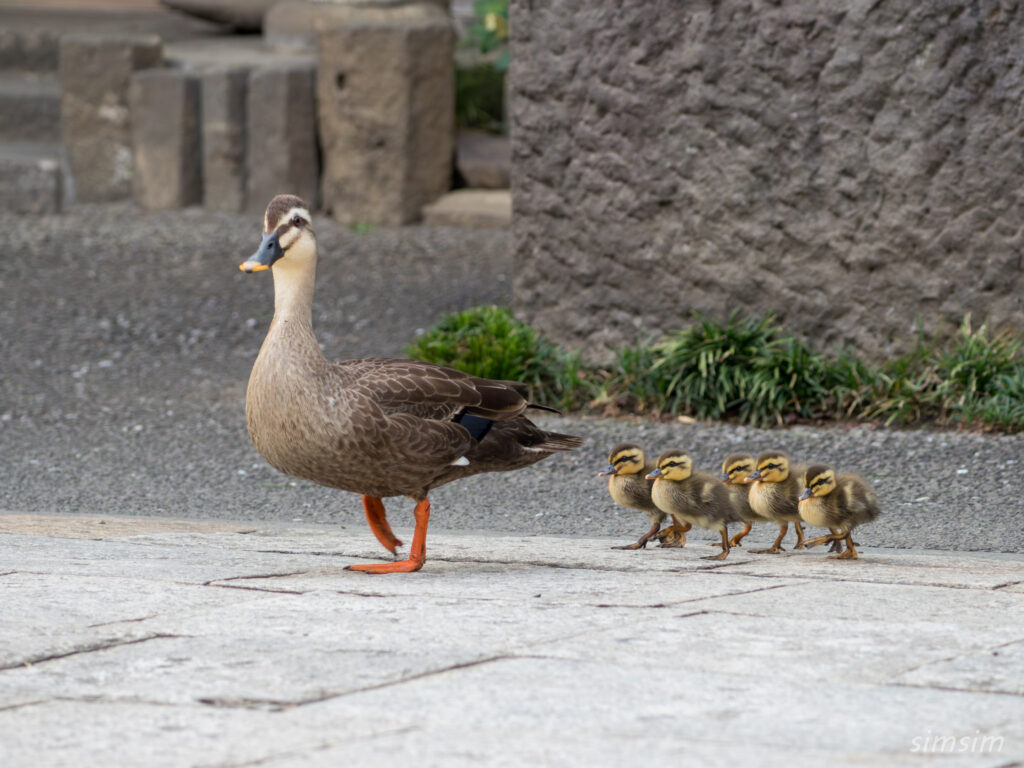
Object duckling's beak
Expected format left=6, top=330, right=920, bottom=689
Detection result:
left=240, top=231, right=284, bottom=273
left=645, top=468, right=662, bottom=480
left=744, top=470, right=761, bottom=482
left=799, top=487, right=813, bottom=501
left=718, top=472, right=729, bottom=482
left=598, top=465, right=617, bottom=477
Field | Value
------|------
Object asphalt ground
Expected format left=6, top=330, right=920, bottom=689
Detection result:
left=2, top=204, right=1023, bottom=552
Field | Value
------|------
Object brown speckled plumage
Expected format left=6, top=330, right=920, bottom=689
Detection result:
left=244, top=195, right=581, bottom=505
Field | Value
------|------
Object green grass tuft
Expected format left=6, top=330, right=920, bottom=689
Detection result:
left=406, top=305, right=583, bottom=409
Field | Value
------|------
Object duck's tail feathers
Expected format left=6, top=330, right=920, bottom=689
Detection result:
left=535, top=431, right=583, bottom=453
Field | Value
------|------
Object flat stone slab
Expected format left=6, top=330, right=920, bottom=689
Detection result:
left=422, top=188, right=511, bottom=229
left=0, top=513, right=1022, bottom=766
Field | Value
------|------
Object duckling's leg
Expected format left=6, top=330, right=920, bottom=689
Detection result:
left=827, top=528, right=844, bottom=553
left=612, top=520, right=662, bottom=550
left=361, top=495, right=403, bottom=554
left=751, top=524, right=788, bottom=554
left=804, top=529, right=844, bottom=549
left=792, top=521, right=807, bottom=550
left=348, top=499, right=430, bottom=573
left=702, top=529, right=731, bottom=561
left=829, top=532, right=859, bottom=560
left=728, top=523, right=752, bottom=548
left=655, top=520, right=691, bottom=548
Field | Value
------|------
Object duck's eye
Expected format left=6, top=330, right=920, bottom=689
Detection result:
left=292, top=215, right=303, bottom=227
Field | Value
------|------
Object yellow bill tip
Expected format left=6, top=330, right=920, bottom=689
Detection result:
left=239, top=261, right=269, bottom=273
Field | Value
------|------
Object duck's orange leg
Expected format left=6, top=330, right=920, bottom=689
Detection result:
left=348, top=499, right=430, bottom=574
left=361, top=495, right=402, bottom=554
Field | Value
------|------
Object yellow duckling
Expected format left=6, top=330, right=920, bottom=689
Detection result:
left=719, top=452, right=768, bottom=548
left=646, top=450, right=743, bottom=560
left=798, top=464, right=881, bottom=559
left=599, top=443, right=675, bottom=550
left=745, top=450, right=807, bottom=553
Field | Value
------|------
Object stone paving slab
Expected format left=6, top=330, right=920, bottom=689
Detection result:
left=0, top=513, right=1022, bottom=767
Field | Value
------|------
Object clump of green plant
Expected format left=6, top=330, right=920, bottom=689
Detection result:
left=406, top=305, right=583, bottom=409
left=641, top=313, right=841, bottom=426
left=463, top=0, right=509, bottom=71
left=865, top=316, right=1024, bottom=428
left=409, top=307, right=1024, bottom=432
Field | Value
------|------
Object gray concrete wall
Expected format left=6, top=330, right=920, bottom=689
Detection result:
left=509, top=0, right=1024, bottom=363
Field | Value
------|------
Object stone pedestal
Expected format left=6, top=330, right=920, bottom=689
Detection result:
left=59, top=34, right=163, bottom=203
left=246, top=63, right=319, bottom=213
left=317, top=17, right=454, bottom=226
left=130, top=69, right=202, bottom=210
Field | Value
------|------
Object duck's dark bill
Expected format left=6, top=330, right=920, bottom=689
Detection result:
left=240, top=230, right=284, bottom=273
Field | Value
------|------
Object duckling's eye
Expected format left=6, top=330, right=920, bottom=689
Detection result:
left=292, top=215, right=303, bottom=227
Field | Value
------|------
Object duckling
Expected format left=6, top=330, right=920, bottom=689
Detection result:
left=798, top=464, right=880, bottom=559
left=646, top=450, right=743, bottom=560
left=240, top=194, right=582, bottom=574
left=744, top=450, right=807, bottom=554
left=599, top=443, right=673, bottom=550
left=719, top=452, right=768, bottom=548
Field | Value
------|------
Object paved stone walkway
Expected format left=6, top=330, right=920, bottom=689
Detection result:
left=1, top=513, right=1022, bottom=766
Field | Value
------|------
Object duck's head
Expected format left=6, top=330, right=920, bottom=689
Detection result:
left=800, top=464, right=836, bottom=501
left=598, top=443, right=646, bottom=477
left=720, top=453, right=755, bottom=484
left=646, top=450, right=693, bottom=482
left=745, top=450, right=791, bottom=483
left=240, top=194, right=316, bottom=274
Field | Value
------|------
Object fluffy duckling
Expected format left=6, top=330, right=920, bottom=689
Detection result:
left=798, top=465, right=880, bottom=559
left=719, top=452, right=768, bottom=548
left=239, top=195, right=581, bottom=574
left=745, top=450, right=807, bottom=554
left=599, top=443, right=670, bottom=550
left=647, top=450, right=743, bottom=560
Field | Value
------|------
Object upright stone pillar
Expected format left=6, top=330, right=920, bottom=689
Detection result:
left=130, top=68, right=202, bottom=210
left=59, top=34, right=162, bottom=203
left=246, top=63, right=319, bottom=213
left=317, top=17, right=454, bottom=225
left=201, top=68, right=249, bottom=213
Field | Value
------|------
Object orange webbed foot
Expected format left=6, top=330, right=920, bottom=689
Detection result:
left=350, top=498, right=430, bottom=575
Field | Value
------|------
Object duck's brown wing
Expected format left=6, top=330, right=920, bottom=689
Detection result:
left=340, top=358, right=529, bottom=422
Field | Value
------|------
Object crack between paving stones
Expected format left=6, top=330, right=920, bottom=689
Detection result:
left=587, top=581, right=796, bottom=609
left=196, top=654, right=513, bottom=711
left=993, top=580, right=1024, bottom=590
left=0, top=633, right=182, bottom=671
left=205, top=582, right=307, bottom=595
left=886, top=681, right=1024, bottom=698
left=889, top=635, right=1024, bottom=680
left=87, top=613, right=159, bottom=628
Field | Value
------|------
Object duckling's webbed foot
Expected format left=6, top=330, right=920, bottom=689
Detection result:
left=728, top=523, right=752, bottom=548
left=702, top=529, right=731, bottom=561
left=655, top=521, right=691, bottom=548
left=751, top=524, right=787, bottom=554
left=828, top=533, right=859, bottom=560
left=348, top=499, right=429, bottom=574
left=612, top=521, right=661, bottom=550
left=360, top=495, right=403, bottom=554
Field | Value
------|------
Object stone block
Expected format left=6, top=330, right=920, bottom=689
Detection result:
left=422, top=189, right=510, bottom=229
left=245, top=63, right=319, bottom=214
left=264, top=0, right=451, bottom=48
left=456, top=129, right=509, bottom=188
left=59, top=34, right=163, bottom=204
left=200, top=67, right=248, bottom=212
left=0, top=143, right=62, bottom=214
left=317, top=18, right=454, bottom=226
left=130, top=68, right=202, bottom=210
left=0, top=73, right=61, bottom=143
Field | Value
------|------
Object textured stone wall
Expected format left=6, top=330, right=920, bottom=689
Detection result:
left=510, top=0, right=1024, bottom=363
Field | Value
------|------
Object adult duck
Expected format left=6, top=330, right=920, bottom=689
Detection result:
left=239, top=194, right=582, bottom=573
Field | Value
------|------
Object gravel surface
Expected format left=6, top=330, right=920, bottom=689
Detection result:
left=3, top=204, right=1022, bottom=552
